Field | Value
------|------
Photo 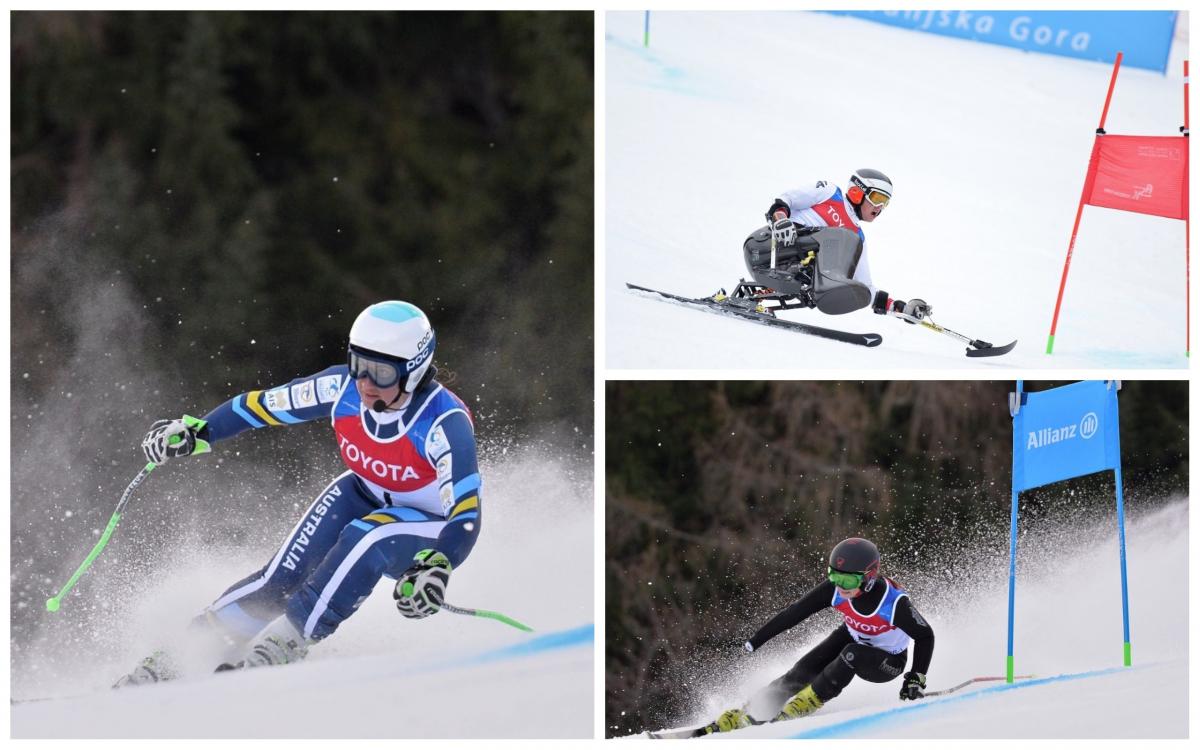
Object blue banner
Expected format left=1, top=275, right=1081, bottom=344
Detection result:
left=1012, top=380, right=1122, bottom=491
left=1007, top=380, right=1131, bottom=679
left=826, top=11, right=1178, bottom=73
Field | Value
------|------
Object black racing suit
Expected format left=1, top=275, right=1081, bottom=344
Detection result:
left=743, top=579, right=934, bottom=720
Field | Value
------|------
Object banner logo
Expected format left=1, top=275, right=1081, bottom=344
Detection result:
left=1080, top=412, right=1099, bottom=439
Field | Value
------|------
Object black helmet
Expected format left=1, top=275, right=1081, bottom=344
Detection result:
left=828, top=537, right=881, bottom=592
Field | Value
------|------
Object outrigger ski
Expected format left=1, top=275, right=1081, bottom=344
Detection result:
left=891, top=310, right=1017, bottom=358
left=626, top=282, right=883, bottom=348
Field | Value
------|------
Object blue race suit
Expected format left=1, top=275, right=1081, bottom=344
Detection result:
left=194, top=365, right=480, bottom=642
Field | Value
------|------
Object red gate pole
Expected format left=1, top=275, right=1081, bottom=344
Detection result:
left=1046, top=52, right=1123, bottom=355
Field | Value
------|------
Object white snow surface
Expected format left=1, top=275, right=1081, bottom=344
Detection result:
left=11, top=451, right=593, bottom=739
left=606, top=11, right=1190, bottom=369
left=623, top=499, right=1188, bottom=740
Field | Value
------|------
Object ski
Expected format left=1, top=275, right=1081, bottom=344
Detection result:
left=626, top=283, right=883, bottom=348
left=646, top=672, right=1041, bottom=738
left=646, top=725, right=707, bottom=740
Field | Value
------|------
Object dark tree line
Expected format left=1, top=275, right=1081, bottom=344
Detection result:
left=11, top=11, right=593, bottom=438
left=605, top=380, right=1187, bottom=736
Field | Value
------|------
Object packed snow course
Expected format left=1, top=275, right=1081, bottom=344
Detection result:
left=606, top=11, right=1189, bottom=369
left=11, top=450, right=594, bottom=739
left=623, top=498, right=1187, bottom=740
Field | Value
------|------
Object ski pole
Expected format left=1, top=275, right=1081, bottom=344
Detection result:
left=45, top=462, right=156, bottom=612
left=440, top=602, right=534, bottom=632
left=895, top=311, right=981, bottom=347
left=924, top=673, right=1035, bottom=698
left=46, top=416, right=210, bottom=613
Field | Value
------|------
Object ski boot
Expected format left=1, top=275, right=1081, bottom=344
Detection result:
left=113, top=650, right=179, bottom=688
left=699, top=707, right=755, bottom=735
left=217, top=615, right=308, bottom=672
left=775, top=684, right=824, bottom=721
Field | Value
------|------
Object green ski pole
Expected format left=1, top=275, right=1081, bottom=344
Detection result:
left=46, top=416, right=210, bottom=612
left=440, top=602, right=533, bottom=633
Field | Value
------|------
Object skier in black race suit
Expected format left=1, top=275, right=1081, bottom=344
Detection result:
left=703, top=537, right=935, bottom=734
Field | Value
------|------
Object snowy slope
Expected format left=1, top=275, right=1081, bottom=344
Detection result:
left=622, top=499, right=1188, bottom=740
left=11, top=450, right=594, bottom=739
left=11, top=627, right=592, bottom=739
left=606, top=11, right=1190, bottom=369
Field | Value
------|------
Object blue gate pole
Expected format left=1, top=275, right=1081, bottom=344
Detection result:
left=1114, top=462, right=1132, bottom=666
left=644, top=11, right=650, bottom=47
left=1006, top=487, right=1019, bottom=682
left=1006, top=380, right=1023, bottom=683
left=1108, top=382, right=1132, bottom=666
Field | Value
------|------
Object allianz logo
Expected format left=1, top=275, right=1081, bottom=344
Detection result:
left=1027, top=411, right=1098, bottom=449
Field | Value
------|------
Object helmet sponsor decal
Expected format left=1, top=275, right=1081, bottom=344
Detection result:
left=406, top=331, right=435, bottom=372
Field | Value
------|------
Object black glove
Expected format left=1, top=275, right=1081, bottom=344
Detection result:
left=394, top=549, right=452, bottom=619
left=765, top=199, right=790, bottom=223
left=899, top=671, right=926, bottom=700
left=141, top=415, right=208, bottom=465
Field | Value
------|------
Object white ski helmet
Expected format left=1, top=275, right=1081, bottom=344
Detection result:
left=847, top=168, right=893, bottom=210
left=348, top=301, right=436, bottom=393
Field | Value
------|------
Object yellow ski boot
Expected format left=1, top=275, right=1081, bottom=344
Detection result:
left=702, top=707, right=753, bottom=734
left=776, top=684, right=824, bottom=721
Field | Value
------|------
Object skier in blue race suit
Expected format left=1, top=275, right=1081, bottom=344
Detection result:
left=119, top=300, right=480, bottom=682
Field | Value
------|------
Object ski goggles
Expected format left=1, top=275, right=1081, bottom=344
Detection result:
left=827, top=568, right=867, bottom=590
left=862, top=189, right=891, bottom=208
left=347, top=347, right=408, bottom=389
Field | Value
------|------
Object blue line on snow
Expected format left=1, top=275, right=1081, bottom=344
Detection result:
left=790, top=664, right=1138, bottom=739
left=432, top=624, right=593, bottom=672
left=469, top=624, right=594, bottom=665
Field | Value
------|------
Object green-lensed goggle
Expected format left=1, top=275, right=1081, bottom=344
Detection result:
left=827, top=567, right=866, bottom=590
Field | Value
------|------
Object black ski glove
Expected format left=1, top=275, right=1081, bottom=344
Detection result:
left=899, top=671, right=926, bottom=700
left=141, top=415, right=210, bottom=465
left=394, top=549, right=452, bottom=619
left=765, top=199, right=790, bottom=223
